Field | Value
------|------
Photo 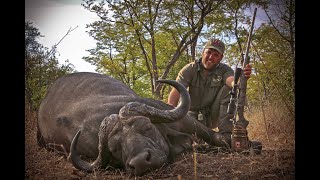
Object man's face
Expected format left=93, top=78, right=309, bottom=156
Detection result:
left=201, top=48, right=223, bottom=70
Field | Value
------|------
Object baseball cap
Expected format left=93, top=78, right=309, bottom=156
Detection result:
left=204, top=38, right=225, bottom=54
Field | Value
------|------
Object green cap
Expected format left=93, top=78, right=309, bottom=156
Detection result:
left=204, top=38, right=225, bottom=54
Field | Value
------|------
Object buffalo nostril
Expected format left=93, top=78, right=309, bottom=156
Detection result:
left=127, top=162, right=135, bottom=170
left=127, top=151, right=152, bottom=175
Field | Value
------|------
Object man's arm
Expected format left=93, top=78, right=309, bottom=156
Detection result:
left=168, top=88, right=180, bottom=107
left=168, top=63, right=194, bottom=107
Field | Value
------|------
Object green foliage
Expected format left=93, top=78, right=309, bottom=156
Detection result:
left=82, top=0, right=252, bottom=98
left=25, top=21, right=75, bottom=110
left=82, top=0, right=294, bottom=115
left=246, top=23, right=294, bottom=111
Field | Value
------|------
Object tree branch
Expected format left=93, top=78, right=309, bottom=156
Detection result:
left=47, top=26, right=79, bottom=58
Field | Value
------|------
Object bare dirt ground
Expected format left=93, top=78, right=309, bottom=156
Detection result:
left=25, top=105, right=295, bottom=180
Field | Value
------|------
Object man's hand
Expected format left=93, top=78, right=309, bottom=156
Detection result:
left=243, top=64, right=252, bottom=79
left=227, top=64, right=252, bottom=88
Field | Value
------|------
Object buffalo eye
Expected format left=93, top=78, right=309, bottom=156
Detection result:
left=146, top=150, right=151, bottom=162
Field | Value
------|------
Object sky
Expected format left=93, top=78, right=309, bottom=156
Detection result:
left=25, top=0, right=99, bottom=72
left=25, top=0, right=267, bottom=73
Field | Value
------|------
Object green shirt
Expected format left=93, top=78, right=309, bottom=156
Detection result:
left=176, top=58, right=234, bottom=111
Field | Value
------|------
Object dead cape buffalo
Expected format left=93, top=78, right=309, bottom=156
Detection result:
left=37, top=72, right=228, bottom=176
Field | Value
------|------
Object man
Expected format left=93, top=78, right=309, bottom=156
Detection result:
left=167, top=38, right=253, bottom=148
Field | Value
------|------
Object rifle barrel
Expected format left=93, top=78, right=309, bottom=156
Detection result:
left=242, top=8, right=257, bottom=68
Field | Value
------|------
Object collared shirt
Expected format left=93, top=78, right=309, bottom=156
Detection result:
left=176, top=58, right=234, bottom=111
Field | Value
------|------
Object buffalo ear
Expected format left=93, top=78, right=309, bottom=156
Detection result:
left=166, top=131, right=193, bottom=155
left=156, top=124, right=193, bottom=161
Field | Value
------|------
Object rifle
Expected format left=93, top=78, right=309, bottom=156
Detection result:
left=227, top=8, right=257, bottom=152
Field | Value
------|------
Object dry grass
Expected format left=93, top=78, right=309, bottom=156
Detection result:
left=25, top=103, right=295, bottom=179
left=246, top=104, right=295, bottom=150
